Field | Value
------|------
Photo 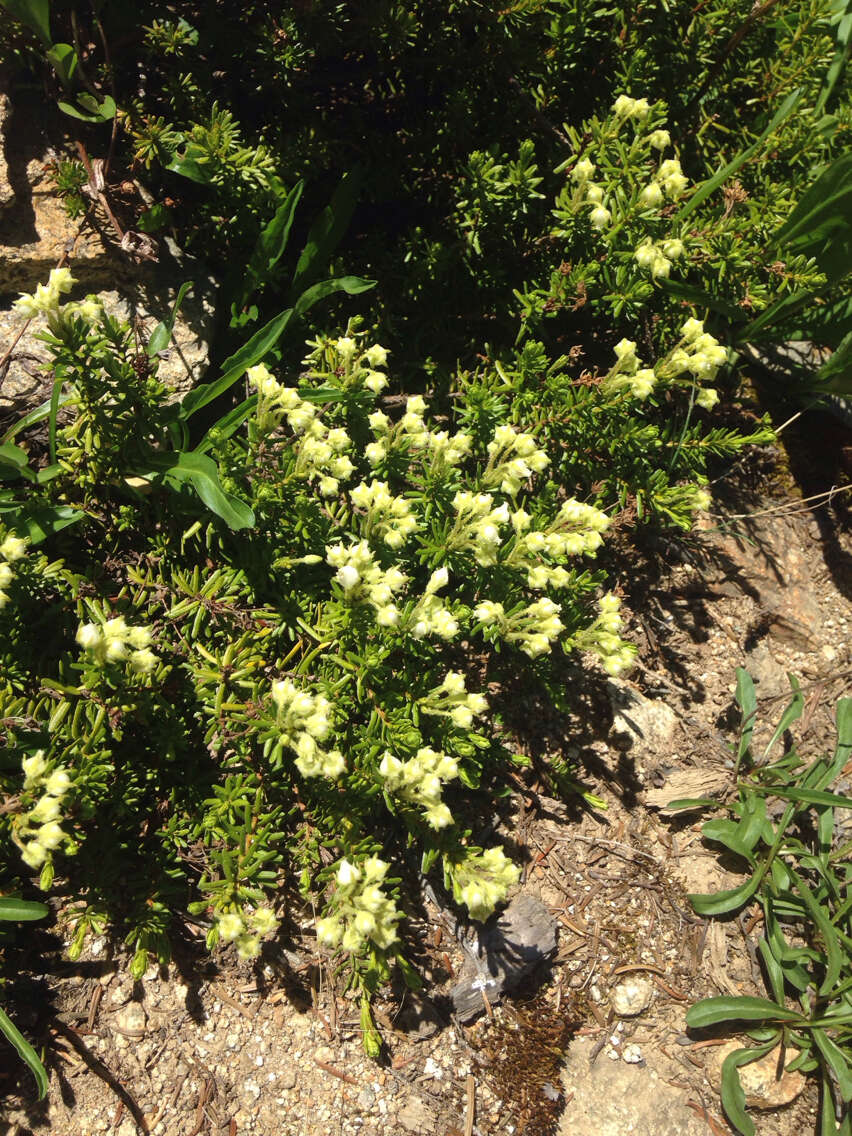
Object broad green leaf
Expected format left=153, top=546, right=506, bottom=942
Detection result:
left=824, top=698, right=852, bottom=785
left=686, top=996, right=802, bottom=1029
left=689, top=874, right=760, bottom=915
left=762, top=675, right=803, bottom=760
left=136, top=450, right=254, bottom=531
left=702, top=817, right=753, bottom=859
left=292, top=168, right=364, bottom=294
left=180, top=306, right=296, bottom=420
left=45, top=43, right=78, bottom=89
left=181, top=276, right=373, bottom=421
left=757, top=937, right=786, bottom=1005
left=675, top=89, right=803, bottom=222
left=720, top=1042, right=779, bottom=1136
left=1, top=392, right=73, bottom=443
left=738, top=795, right=768, bottom=853
left=360, top=997, right=382, bottom=1058
left=0, top=897, right=48, bottom=921
left=292, top=274, right=375, bottom=319
left=785, top=292, right=852, bottom=349
left=296, top=385, right=348, bottom=404
left=820, top=1074, right=848, bottom=1136
left=195, top=395, right=257, bottom=454
left=769, top=152, right=852, bottom=286
left=665, top=797, right=718, bottom=811
left=166, top=143, right=211, bottom=184
left=0, top=1006, right=48, bottom=1098
left=735, top=668, right=757, bottom=766
left=11, top=505, right=84, bottom=544
left=754, top=787, right=852, bottom=809
left=238, top=181, right=305, bottom=309
left=35, top=463, right=62, bottom=485
left=57, top=93, right=116, bottom=123
left=814, top=331, right=852, bottom=395
left=147, top=281, right=193, bottom=358
left=0, top=0, right=50, bottom=44
left=813, top=1030, right=852, bottom=1101
left=788, top=867, right=843, bottom=994
left=0, top=443, right=35, bottom=482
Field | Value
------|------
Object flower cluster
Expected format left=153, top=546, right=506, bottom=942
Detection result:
left=249, top=362, right=357, bottom=493
left=654, top=157, right=688, bottom=199
left=379, top=746, right=459, bottom=829
left=475, top=596, right=565, bottom=658
left=507, top=499, right=611, bottom=588
left=483, top=424, right=549, bottom=496
left=562, top=100, right=684, bottom=233
left=446, top=492, right=511, bottom=566
left=365, top=401, right=472, bottom=473
left=326, top=540, right=408, bottom=625
left=571, top=593, right=636, bottom=676
left=407, top=567, right=459, bottom=640
left=271, top=678, right=345, bottom=779
left=419, top=671, right=489, bottom=730
left=612, top=94, right=651, bottom=120
left=294, top=422, right=355, bottom=497
left=601, top=338, right=657, bottom=400
left=447, top=846, right=520, bottom=922
left=16, top=752, right=72, bottom=871
left=656, top=317, right=728, bottom=406
left=0, top=532, right=28, bottom=609
left=636, top=235, right=686, bottom=279
left=316, top=857, right=401, bottom=952
left=350, top=480, right=419, bottom=548
left=76, top=618, right=158, bottom=674
left=216, top=905, right=279, bottom=960
left=12, top=268, right=102, bottom=332
left=332, top=337, right=389, bottom=393
left=13, top=267, right=75, bottom=322
left=634, top=236, right=685, bottom=279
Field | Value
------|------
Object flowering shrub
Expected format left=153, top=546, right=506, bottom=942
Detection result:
left=0, top=268, right=767, bottom=1033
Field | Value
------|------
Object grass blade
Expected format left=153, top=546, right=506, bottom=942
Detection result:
left=686, top=996, right=802, bottom=1029
left=674, top=89, right=802, bottom=222
left=0, top=1005, right=48, bottom=1099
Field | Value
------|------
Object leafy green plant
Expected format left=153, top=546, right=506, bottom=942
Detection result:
left=681, top=672, right=852, bottom=1135
left=0, top=269, right=759, bottom=1042
left=0, top=896, right=49, bottom=1099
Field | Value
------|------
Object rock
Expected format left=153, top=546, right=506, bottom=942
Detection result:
left=357, top=1087, right=376, bottom=1110
left=0, top=238, right=216, bottom=421
left=114, top=1001, right=147, bottom=1037
left=278, top=1066, right=297, bottom=1090
left=395, top=992, right=443, bottom=1039
left=607, top=680, right=678, bottom=757
left=712, top=1041, right=806, bottom=1110
left=0, top=161, right=110, bottom=295
left=450, top=894, right=558, bottom=1022
left=0, top=91, right=216, bottom=419
left=744, top=642, right=788, bottom=698
left=0, top=88, right=12, bottom=210
left=560, top=1038, right=708, bottom=1136
left=610, top=976, right=653, bottom=1017
left=397, top=1096, right=436, bottom=1134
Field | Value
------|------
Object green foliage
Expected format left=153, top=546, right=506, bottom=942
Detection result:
left=0, top=269, right=754, bottom=1042
left=0, top=896, right=48, bottom=1098
left=0, top=0, right=847, bottom=1081
left=681, top=675, right=852, bottom=1135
